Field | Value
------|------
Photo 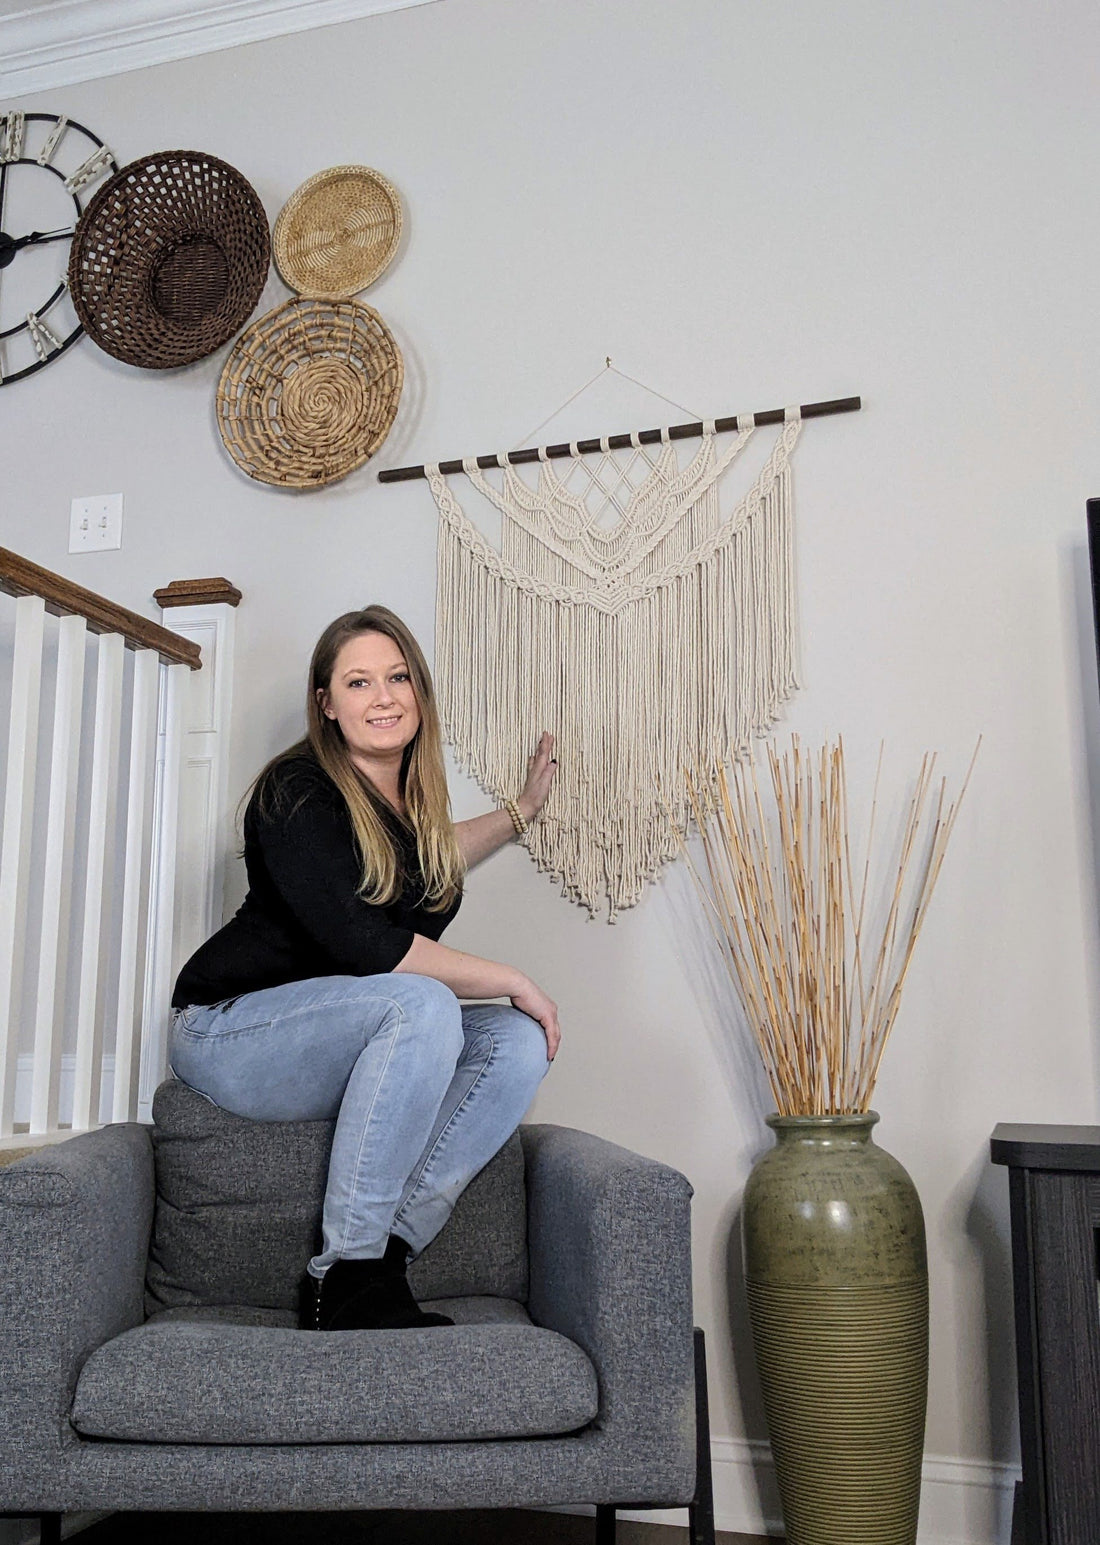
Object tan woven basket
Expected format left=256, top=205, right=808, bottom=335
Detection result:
left=273, top=165, right=403, bottom=299
left=69, top=150, right=270, bottom=369
left=217, top=298, right=403, bottom=488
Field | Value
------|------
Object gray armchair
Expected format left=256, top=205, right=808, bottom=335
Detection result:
left=0, top=1081, right=714, bottom=1545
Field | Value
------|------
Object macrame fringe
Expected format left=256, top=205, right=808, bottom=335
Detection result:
left=430, top=417, right=802, bottom=918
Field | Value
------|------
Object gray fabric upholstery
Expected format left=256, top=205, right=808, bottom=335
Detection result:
left=0, top=1124, right=153, bottom=1482
left=0, top=1106, right=697, bottom=1514
left=72, top=1307, right=598, bottom=1444
left=523, top=1123, right=698, bottom=1501
left=146, top=1079, right=528, bottom=1313
left=7, top=1432, right=684, bottom=1513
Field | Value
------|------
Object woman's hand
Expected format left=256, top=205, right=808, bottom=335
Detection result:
left=518, top=730, right=557, bottom=823
left=510, top=975, right=561, bottom=1061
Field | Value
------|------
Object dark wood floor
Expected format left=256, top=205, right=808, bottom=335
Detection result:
left=69, top=1510, right=771, bottom=1544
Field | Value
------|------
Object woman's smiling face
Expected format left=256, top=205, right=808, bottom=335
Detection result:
left=319, top=630, right=421, bottom=774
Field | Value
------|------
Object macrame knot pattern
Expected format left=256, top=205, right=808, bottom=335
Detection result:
left=427, top=412, right=804, bottom=918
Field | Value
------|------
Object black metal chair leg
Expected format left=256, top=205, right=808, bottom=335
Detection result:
left=689, top=1326, right=716, bottom=1545
left=595, top=1503, right=617, bottom=1544
left=1010, top=1481, right=1026, bottom=1545
left=38, top=1515, right=62, bottom=1545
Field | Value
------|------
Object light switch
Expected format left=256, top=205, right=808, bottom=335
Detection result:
left=70, top=493, right=123, bottom=553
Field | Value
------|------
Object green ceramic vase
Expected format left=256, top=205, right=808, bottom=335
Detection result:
left=742, top=1113, right=928, bottom=1545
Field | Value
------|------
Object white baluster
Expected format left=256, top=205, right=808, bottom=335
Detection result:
left=138, top=662, right=187, bottom=1118
left=30, top=613, right=87, bottom=1134
left=112, top=649, right=158, bottom=1124
left=0, top=595, right=45, bottom=1138
left=71, top=632, right=124, bottom=1132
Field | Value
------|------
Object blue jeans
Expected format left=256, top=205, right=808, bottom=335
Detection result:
left=168, top=973, right=549, bottom=1278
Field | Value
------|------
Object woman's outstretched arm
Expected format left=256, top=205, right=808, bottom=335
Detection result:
left=453, top=806, right=526, bottom=868
left=394, top=933, right=560, bottom=1059
left=454, top=731, right=558, bottom=869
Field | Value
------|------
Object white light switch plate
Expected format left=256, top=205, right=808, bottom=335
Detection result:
left=70, top=493, right=123, bottom=553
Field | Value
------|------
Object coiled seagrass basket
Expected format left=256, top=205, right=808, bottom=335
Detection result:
left=216, top=297, right=403, bottom=488
left=69, top=150, right=270, bottom=368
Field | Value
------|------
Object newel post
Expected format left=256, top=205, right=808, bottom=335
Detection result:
left=139, top=578, right=241, bottom=1117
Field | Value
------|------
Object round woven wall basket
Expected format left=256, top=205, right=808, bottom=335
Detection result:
left=273, top=165, right=402, bottom=298
left=69, top=150, right=270, bottom=369
left=217, top=297, right=403, bottom=488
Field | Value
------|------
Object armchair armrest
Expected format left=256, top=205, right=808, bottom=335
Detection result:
left=0, top=1123, right=154, bottom=1490
left=521, top=1124, right=696, bottom=1500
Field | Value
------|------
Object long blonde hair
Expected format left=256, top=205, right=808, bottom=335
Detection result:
left=257, top=606, right=464, bottom=911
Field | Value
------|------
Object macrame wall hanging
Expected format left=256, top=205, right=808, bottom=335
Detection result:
left=380, top=380, right=861, bottom=919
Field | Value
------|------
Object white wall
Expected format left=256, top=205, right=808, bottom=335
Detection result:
left=4, top=1, right=1100, bottom=1538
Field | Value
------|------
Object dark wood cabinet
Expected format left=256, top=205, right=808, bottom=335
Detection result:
left=991, top=1124, right=1100, bottom=1545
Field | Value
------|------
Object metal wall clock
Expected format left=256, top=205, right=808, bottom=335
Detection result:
left=0, top=111, right=118, bottom=386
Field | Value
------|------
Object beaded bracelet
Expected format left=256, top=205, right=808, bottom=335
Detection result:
left=503, top=799, right=529, bottom=836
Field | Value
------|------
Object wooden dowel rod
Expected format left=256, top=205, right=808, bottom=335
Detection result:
left=377, top=395, right=861, bottom=484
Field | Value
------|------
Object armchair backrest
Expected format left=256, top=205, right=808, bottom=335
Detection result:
left=145, top=1080, right=529, bottom=1315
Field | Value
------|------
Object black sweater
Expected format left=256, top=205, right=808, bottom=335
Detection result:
left=172, top=753, right=461, bottom=1009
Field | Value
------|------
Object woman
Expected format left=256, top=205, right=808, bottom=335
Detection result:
left=168, top=605, right=559, bottom=1333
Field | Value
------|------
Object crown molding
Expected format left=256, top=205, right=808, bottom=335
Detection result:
left=0, top=0, right=441, bottom=99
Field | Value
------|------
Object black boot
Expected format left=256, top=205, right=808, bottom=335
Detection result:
left=304, top=1235, right=454, bottom=1331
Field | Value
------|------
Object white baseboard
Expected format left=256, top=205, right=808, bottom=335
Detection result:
left=13, top=1054, right=115, bottom=1129
left=917, top=1455, right=1019, bottom=1545
left=611, top=1439, right=1019, bottom=1545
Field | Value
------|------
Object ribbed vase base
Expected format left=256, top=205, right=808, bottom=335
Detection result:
left=747, top=1278, right=928, bottom=1545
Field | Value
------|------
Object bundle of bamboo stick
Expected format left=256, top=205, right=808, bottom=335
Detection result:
left=681, top=737, right=978, bottom=1115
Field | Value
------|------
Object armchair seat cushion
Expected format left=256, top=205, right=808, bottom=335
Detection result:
left=70, top=1298, right=599, bottom=1445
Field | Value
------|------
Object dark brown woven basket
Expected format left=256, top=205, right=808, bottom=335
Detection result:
left=69, top=150, right=270, bottom=369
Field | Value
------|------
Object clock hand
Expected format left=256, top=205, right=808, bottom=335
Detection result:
left=10, top=226, right=76, bottom=252
left=0, top=170, right=8, bottom=301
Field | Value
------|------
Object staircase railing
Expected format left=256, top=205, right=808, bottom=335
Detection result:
left=0, top=550, right=238, bottom=1146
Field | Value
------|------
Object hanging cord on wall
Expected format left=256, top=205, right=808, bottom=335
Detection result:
left=510, top=358, right=700, bottom=453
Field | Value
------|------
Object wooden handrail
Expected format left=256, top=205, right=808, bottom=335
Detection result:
left=0, top=547, right=202, bottom=669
